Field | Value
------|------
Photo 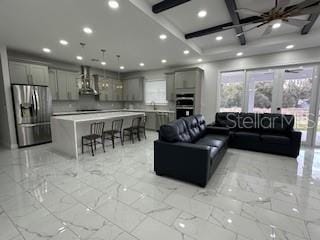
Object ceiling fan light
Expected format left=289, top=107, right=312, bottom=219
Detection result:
left=272, top=20, right=282, bottom=29
left=286, top=44, right=294, bottom=49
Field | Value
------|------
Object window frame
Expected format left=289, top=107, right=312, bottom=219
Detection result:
left=144, top=79, right=168, bottom=105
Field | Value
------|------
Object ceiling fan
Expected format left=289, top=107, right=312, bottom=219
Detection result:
left=224, top=0, right=320, bottom=37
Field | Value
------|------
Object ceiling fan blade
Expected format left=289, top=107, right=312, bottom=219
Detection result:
left=223, top=19, right=264, bottom=30
left=295, top=0, right=320, bottom=10
left=235, top=23, right=267, bottom=37
left=300, top=4, right=320, bottom=14
left=284, top=18, right=311, bottom=27
left=235, top=8, right=262, bottom=16
left=276, top=0, right=290, bottom=8
left=262, top=25, right=273, bottom=36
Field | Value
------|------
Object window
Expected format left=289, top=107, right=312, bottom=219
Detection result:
left=219, top=71, right=245, bottom=112
left=144, top=79, right=167, bottom=105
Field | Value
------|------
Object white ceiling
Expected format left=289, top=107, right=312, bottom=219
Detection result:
left=0, top=0, right=320, bottom=72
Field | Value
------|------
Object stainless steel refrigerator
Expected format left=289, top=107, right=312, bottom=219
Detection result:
left=12, top=84, right=52, bottom=147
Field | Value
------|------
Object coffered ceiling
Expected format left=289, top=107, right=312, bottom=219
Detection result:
left=0, top=0, right=319, bottom=72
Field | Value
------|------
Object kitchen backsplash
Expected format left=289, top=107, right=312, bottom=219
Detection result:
left=123, top=101, right=175, bottom=111
left=52, top=95, right=124, bottom=113
left=53, top=95, right=175, bottom=113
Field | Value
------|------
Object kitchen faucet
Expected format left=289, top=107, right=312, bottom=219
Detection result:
left=151, top=101, right=156, bottom=110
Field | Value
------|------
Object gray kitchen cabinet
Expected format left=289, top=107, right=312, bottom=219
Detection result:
left=48, top=69, right=58, bottom=100
left=98, top=78, right=112, bottom=101
left=123, top=77, right=144, bottom=101
left=166, top=73, right=175, bottom=101
left=68, top=72, right=79, bottom=100
left=9, top=61, right=49, bottom=86
left=112, top=79, right=123, bottom=101
left=56, top=70, right=79, bottom=101
left=145, top=112, right=157, bottom=130
left=9, top=62, right=29, bottom=84
left=122, top=80, right=129, bottom=101
left=144, top=111, right=174, bottom=130
left=29, top=64, right=49, bottom=86
left=175, top=69, right=199, bottom=89
left=56, top=70, right=68, bottom=100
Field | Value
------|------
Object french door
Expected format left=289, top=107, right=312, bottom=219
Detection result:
left=220, top=65, right=320, bottom=146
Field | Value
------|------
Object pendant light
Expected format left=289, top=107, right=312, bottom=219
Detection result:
left=117, top=55, right=120, bottom=81
left=100, top=49, right=108, bottom=89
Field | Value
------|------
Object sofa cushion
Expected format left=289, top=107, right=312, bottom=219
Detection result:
left=183, top=116, right=202, bottom=142
left=159, top=119, right=191, bottom=143
left=215, top=112, right=238, bottom=129
left=209, top=147, right=219, bottom=159
left=195, top=134, right=228, bottom=148
left=238, top=113, right=260, bottom=132
left=260, top=113, right=294, bottom=134
left=195, top=114, right=206, bottom=134
left=261, top=134, right=291, bottom=145
left=233, top=131, right=260, bottom=142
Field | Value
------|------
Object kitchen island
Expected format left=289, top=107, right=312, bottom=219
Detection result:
left=51, top=111, right=145, bottom=159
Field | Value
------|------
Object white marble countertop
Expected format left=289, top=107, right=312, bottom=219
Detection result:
left=52, top=111, right=145, bottom=123
left=122, top=109, right=175, bottom=114
left=52, top=109, right=175, bottom=116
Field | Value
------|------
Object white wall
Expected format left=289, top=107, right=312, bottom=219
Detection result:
left=0, top=46, right=17, bottom=148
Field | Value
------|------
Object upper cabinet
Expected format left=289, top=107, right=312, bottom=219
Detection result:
left=175, top=69, right=202, bottom=89
left=98, top=78, right=112, bottom=101
left=48, top=69, right=79, bottom=101
left=48, top=69, right=58, bottom=100
left=9, top=61, right=49, bottom=86
left=166, top=72, right=175, bottom=101
left=112, top=79, right=124, bottom=101
left=123, top=77, right=144, bottom=102
left=56, top=70, right=79, bottom=101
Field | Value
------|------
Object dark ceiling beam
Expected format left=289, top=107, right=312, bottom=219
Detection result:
left=184, top=2, right=301, bottom=40
left=301, top=13, right=319, bottom=35
left=185, top=16, right=261, bottom=39
left=224, top=0, right=246, bottom=45
left=152, top=0, right=191, bottom=14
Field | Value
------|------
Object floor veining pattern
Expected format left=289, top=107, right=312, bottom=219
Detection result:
left=0, top=131, right=320, bottom=240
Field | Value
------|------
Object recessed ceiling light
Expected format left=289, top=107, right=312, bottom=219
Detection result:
left=197, top=58, right=203, bottom=62
left=83, top=27, right=93, bottom=34
left=101, top=61, right=106, bottom=66
left=140, top=62, right=145, bottom=67
left=42, top=48, right=51, bottom=53
left=120, top=66, right=125, bottom=70
left=108, top=0, right=119, bottom=9
left=198, top=10, right=207, bottom=18
left=161, top=59, right=167, bottom=63
left=159, top=34, right=167, bottom=40
left=286, top=44, right=294, bottom=49
left=236, top=52, right=243, bottom=56
left=76, top=56, right=83, bottom=60
left=216, top=36, right=223, bottom=41
left=183, top=50, right=190, bottom=55
left=59, top=40, right=69, bottom=46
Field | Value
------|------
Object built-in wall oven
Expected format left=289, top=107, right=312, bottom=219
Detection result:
left=176, top=93, right=194, bottom=119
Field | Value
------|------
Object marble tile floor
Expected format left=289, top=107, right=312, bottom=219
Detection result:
left=0, top=131, right=320, bottom=240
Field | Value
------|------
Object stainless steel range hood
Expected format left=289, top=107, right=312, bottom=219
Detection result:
left=79, top=66, right=99, bottom=96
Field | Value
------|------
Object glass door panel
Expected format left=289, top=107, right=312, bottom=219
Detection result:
left=219, top=71, right=245, bottom=112
left=247, top=70, right=274, bottom=113
left=281, top=66, right=314, bottom=143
